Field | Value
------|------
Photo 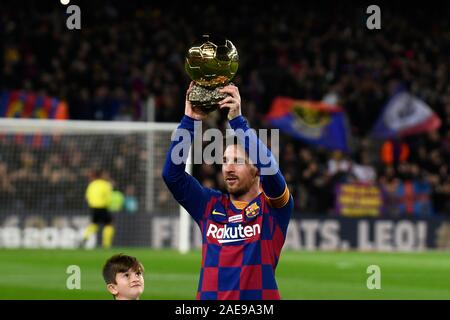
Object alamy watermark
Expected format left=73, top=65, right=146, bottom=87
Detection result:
left=61, top=0, right=81, bottom=30
left=60, top=3, right=381, bottom=31
left=366, top=5, right=381, bottom=30
left=170, top=121, right=280, bottom=176
left=366, top=265, right=381, bottom=290
left=66, top=265, right=81, bottom=290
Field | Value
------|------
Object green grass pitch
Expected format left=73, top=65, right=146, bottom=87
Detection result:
left=0, top=249, right=449, bottom=299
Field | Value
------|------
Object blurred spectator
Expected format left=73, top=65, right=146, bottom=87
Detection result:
left=380, top=139, right=410, bottom=168
left=0, top=161, right=16, bottom=208
left=351, top=151, right=376, bottom=183
left=124, top=185, right=138, bottom=213
left=327, top=150, right=352, bottom=183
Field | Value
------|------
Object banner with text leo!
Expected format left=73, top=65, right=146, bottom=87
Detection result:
left=1, top=212, right=450, bottom=251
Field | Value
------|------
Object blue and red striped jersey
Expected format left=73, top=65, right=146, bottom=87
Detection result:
left=162, top=115, right=293, bottom=300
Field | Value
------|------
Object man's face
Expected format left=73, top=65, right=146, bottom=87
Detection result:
left=222, top=145, right=259, bottom=197
left=108, top=268, right=144, bottom=300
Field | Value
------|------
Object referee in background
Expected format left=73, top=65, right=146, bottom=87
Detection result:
left=81, top=169, right=115, bottom=249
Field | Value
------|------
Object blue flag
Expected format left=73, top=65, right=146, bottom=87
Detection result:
left=266, top=97, right=350, bottom=152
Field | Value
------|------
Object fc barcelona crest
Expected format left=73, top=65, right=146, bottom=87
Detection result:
left=245, top=202, right=260, bottom=219
left=292, top=102, right=331, bottom=138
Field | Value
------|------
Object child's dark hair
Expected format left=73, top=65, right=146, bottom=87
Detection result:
left=102, top=253, right=144, bottom=285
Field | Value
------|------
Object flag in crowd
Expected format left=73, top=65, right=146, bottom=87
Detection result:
left=371, top=90, right=441, bottom=139
left=0, top=90, right=68, bottom=148
left=0, top=90, right=68, bottom=120
left=266, top=97, right=350, bottom=152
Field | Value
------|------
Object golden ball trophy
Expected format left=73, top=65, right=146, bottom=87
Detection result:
left=185, top=34, right=239, bottom=113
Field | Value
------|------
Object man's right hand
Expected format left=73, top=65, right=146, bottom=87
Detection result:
left=185, top=81, right=208, bottom=121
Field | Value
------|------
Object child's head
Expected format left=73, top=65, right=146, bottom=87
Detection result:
left=103, top=253, right=145, bottom=300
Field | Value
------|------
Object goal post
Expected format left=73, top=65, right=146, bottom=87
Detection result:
left=0, top=118, right=192, bottom=252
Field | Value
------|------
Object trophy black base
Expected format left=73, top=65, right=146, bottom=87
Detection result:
left=188, top=83, right=231, bottom=114
left=191, top=103, right=220, bottom=114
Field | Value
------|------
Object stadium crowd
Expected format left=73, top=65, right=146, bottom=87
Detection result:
left=1, top=1, right=449, bottom=216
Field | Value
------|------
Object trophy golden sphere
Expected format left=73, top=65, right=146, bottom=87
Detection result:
left=185, top=35, right=239, bottom=88
left=185, top=35, right=239, bottom=113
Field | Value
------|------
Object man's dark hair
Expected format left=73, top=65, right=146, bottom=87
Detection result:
left=223, top=135, right=255, bottom=166
left=102, top=253, right=144, bottom=284
left=224, top=134, right=241, bottom=148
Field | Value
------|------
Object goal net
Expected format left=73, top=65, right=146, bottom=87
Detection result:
left=0, top=118, right=193, bottom=251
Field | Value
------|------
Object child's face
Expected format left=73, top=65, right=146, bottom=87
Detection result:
left=108, top=268, right=144, bottom=300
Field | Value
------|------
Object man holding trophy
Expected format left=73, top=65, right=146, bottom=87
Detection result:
left=162, top=35, right=293, bottom=300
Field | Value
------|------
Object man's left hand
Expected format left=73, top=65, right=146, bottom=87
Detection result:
left=218, top=85, right=242, bottom=120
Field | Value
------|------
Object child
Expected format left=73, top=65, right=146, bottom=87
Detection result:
left=102, top=254, right=145, bottom=300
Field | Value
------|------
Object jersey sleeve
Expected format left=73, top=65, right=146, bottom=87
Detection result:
left=162, top=115, right=216, bottom=224
left=263, top=184, right=290, bottom=208
left=269, top=194, right=294, bottom=236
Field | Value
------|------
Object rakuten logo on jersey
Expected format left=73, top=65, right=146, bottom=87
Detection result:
left=206, top=223, right=261, bottom=244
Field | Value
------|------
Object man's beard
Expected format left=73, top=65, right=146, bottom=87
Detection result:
left=225, top=176, right=256, bottom=197
left=226, top=183, right=248, bottom=197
